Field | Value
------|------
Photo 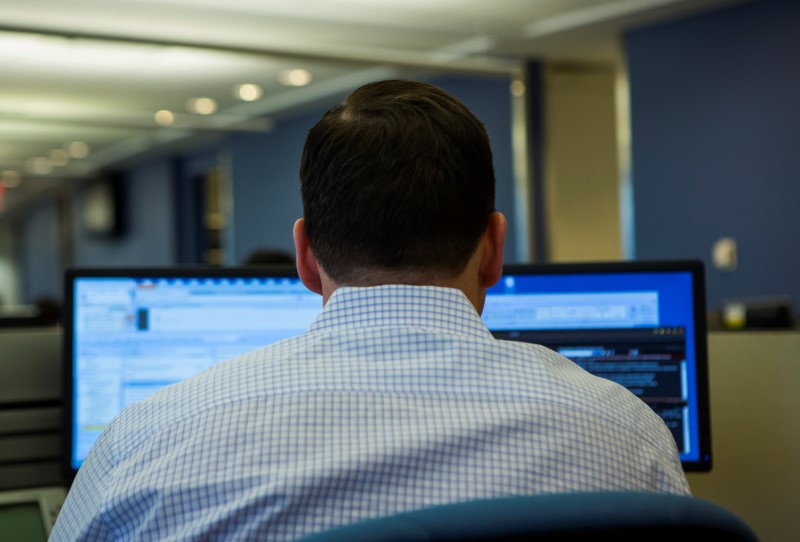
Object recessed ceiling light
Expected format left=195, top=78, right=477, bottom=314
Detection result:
left=1, top=170, right=21, bottom=188
left=68, top=141, right=90, bottom=159
left=50, top=148, right=70, bottom=166
left=235, top=83, right=263, bottom=102
left=155, top=109, right=175, bottom=126
left=187, top=97, right=218, bottom=115
left=27, top=157, right=53, bottom=175
left=278, top=69, right=313, bottom=87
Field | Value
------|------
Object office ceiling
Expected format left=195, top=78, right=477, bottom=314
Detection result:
left=0, top=0, right=746, bottom=217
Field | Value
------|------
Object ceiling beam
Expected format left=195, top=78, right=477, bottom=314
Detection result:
left=0, top=24, right=521, bottom=77
left=0, top=112, right=273, bottom=133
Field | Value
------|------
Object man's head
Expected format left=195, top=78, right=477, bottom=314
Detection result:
left=295, top=79, right=505, bottom=306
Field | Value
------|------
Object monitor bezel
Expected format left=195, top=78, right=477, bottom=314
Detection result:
left=62, top=265, right=301, bottom=481
left=62, top=261, right=711, bottom=479
left=494, top=259, right=711, bottom=472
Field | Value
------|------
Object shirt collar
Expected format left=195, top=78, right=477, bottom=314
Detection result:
left=308, top=284, right=494, bottom=340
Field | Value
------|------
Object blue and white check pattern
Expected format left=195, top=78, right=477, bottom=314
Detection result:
left=51, top=285, right=690, bottom=542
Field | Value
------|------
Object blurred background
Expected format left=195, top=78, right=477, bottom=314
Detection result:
left=0, top=0, right=797, bottom=325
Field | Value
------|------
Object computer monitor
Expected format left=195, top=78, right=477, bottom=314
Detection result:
left=64, top=262, right=711, bottom=478
left=482, top=260, right=711, bottom=472
left=63, top=266, right=321, bottom=479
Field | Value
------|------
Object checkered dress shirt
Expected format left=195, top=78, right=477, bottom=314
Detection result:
left=51, top=285, right=690, bottom=541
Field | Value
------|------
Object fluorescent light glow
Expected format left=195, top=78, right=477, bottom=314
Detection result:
left=155, top=109, right=176, bottom=126
left=0, top=32, right=58, bottom=55
left=1, top=170, right=21, bottom=188
left=278, top=69, right=313, bottom=87
left=510, top=80, right=525, bottom=97
left=187, top=97, right=218, bottom=115
left=50, top=148, right=70, bottom=166
left=235, top=83, right=263, bottom=102
left=27, top=157, right=53, bottom=175
left=0, top=32, right=160, bottom=75
left=68, top=141, right=90, bottom=159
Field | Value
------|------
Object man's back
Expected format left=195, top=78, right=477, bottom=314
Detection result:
left=53, top=286, right=689, bottom=541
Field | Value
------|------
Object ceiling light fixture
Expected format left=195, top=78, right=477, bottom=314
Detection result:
left=27, top=157, right=53, bottom=175
left=187, top=97, right=218, bottom=115
left=50, top=148, right=70, bottom=166
left=235, top=83, right=263, bottom=102
left=278, top=69, right=313, bottom=87
left=1, top=170, right=21, bottom=188
left=68, top=141, right=90, bottom=159
left=155, top=109, right=176, bottom=126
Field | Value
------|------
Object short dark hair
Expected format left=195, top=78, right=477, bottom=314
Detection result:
left=300, top=79, right=496, bottom=284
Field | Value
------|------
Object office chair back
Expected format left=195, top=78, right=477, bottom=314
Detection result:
left=295, top=492, right=759, bottom=542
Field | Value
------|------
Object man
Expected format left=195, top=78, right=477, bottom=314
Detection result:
left=51, top=80, right=689, bottom=541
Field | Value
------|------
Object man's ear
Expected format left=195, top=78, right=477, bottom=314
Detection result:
left=478, top=212, right=507, bottom=289
left=293, top=218, right=323, bottom=295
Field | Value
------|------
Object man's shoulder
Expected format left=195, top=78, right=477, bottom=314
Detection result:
left=490, top=339, right=675, bottom=444
left=111, top=334, right=311, bottom=442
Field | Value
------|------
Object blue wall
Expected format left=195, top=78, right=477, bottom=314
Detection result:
left=625, top=0, right=800, bottom=311
left=228, top=108, right=322, bottom=264
left=19, top=202, right=62, bottom=303
left=72, top=159, right=177, bottom=268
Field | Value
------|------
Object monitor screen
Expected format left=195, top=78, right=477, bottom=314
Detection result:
left=64, top=262, right=711, bottom=477
left=0, top=486, right=66, bottom=540
left=0, top=502, right=48, bottom=541
left=482, top=260, right=711, bottom=472
left=63, top=266, right=321, bottom=477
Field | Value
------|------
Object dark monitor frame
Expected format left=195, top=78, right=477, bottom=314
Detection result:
left=63, top=262, right=711, bottom=479
left=492, top=260, right=711, bottom=472
left=62, top=265, right=299, bottom=482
